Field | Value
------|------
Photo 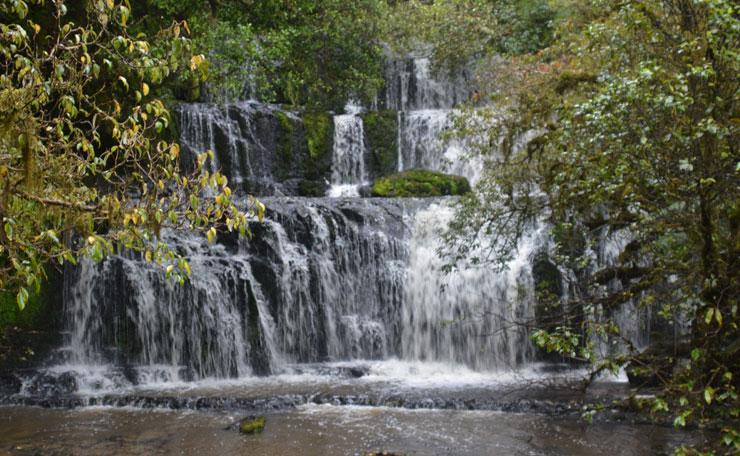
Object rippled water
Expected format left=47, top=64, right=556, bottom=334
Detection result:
left=0, top=404, right=704, bottom=456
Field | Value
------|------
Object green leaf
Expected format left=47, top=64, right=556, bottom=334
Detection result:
left=207, top=227, right=216, bottom=244
left=17, top=287, right=29, bottom=310
left=256, top=200, right=265, bottom=222
left=704, top=387, right=715, bottom=404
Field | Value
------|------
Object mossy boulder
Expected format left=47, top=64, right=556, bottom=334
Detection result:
left=239, top=415, right=266, bottom=434
left=361, top=110, right=398, bottom=178
left=370, top=169, right=471, bottom=197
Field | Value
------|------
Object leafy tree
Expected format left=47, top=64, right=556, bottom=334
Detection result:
left=444, top=0, right=738, bottom=452
left=144, top=0, right=387, bottom=109
left=381, top=0, right=554, bottom=71
left=0, top=0, right=258, bottom=311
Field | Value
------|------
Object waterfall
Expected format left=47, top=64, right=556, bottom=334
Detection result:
left=28, top=54, right=606, bottom=395
left=382, top=57, right=471, bottom=111
left=402, top=203, right=542, bottom=369
left=61, top=233, right=271, bottom=381
left=328, top=110, right=367, bottom=197
left=397, top=109, right=481, bottom=183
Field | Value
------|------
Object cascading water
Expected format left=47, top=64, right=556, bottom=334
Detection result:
left=328, top=106, right=367, bottom=197
left=20, top=53, right=615, bottom=397
left=381, top=57, right=471, bottom=111
left=402, top=203, right=544, bottom=369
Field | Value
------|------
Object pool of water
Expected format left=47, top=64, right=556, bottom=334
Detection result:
left=0, top=404, right=704, bottom=456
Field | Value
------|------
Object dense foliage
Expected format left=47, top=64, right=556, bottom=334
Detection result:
left=145, top=0, right=387, bottom=109
left=442, top=0, right=739, bottom=453
left=0, top=0, right=254, bottom=311
left=382, top=0, right=555, bottom=70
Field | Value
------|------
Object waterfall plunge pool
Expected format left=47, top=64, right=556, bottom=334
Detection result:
left=1, top=403, right=706, bottom=456
left=2, top=360, right=711, bottom=455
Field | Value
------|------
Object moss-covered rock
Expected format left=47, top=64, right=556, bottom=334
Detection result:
left=302, top=112, right=333, bottom=180
left=370, top=169, right=471, bottom=197
left=239, top=415, right=266, bottom=434
left=361, top=110, right=398, bottom=178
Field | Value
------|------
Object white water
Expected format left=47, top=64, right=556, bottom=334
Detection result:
left=328, top=105, right=368, bottom=197
left=402, top=203, right=545, bottom=369
left=25, top=55, right=648, bottom=398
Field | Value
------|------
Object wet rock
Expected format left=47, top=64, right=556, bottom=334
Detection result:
left=24, top=372, right=78, bottom=397
left=238, top=415, right=266, bottom=434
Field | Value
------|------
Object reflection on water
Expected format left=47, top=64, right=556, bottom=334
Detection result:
left=1, top=405, right=703, bottom=456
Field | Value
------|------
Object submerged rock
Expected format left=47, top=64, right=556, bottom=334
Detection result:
left=370, top=169, right=471, bottom=197
left=238, top=415, right=266, bottom=434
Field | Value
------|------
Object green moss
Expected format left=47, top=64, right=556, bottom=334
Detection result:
left=361, top=110, right=398, bottom=177
left=301, top=112, right=333, bottom=179
left=274, top=111, right=294, bottom=179
left=303, top=112, right=332, bottom=160
left=239, top=416, right=266, bottom=434
left=371, top=169, right=471, bottom=197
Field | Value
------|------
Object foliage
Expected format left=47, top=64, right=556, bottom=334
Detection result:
left=445, top=0, right=739, bottom=452
left=145, top=0, right=387, bottom=108
left=0, top=0, right=257, bottom=310
left=381, top=0, right=554, bottom=71
left=371, top=169, right=471, bottom=197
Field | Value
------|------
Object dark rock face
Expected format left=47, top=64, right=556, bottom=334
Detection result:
left=176, top=103, right=334, bottom=197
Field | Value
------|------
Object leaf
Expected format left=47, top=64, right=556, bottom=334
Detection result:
left=17, top=287, right=29, bottom=311
left=705, top=307, right=714, bottom=325
left=142, top=82, right=149, bottom=96
left=256, top=200, right=265, bottom=222
left=207, top=227, right=217, bottom=244
left=704, top=387, right=715, bottom=404
left=190, top=54, right=205, bottom=71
